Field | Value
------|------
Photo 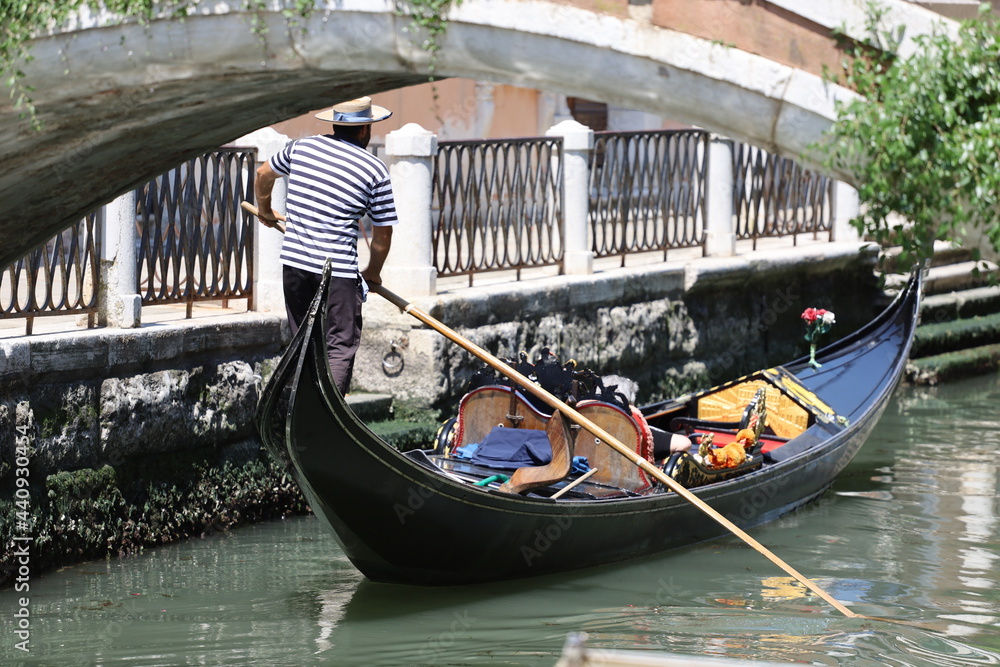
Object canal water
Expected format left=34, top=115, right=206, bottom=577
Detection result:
left=5, top=373, right=1000, bottom=666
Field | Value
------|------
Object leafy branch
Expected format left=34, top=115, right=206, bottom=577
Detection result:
left=815, top=1, right=1000, bottom=272
left=395, top=0, right=460, bottom=79
left=395, top=0, right=461, bottom=119
left=1, top=1, right=317, bottom=131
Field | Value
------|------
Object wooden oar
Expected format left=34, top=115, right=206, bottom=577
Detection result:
left=240, top=201, right=287, bottom=233
left=550, top=467, right=600, bottom=499
left=371, top=283, right=860, bottom=619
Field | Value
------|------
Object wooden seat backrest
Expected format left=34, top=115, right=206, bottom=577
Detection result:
left=575, top=401, right=652, bottom=491
left=453, top=386, right=549, bottom=451
left=454, top=386, right=653, bottom=492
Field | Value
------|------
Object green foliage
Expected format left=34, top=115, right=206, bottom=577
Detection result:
left=395, top=0, right=462, bottom=117
left=817, top=2, right=1000, bottom=272
left=369, top=420, right=441, bottom=450
left=2, top=1, right=82, bottom=130
left=395, top=0, right=461, bottom=77
left=1, top=1, right=317, bottom=130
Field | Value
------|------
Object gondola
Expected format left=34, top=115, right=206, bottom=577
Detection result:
left=255, top=266, right=922, bottom=586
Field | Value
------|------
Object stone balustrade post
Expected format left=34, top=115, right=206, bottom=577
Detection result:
left=235, top=128, right=289, bottom=313
left=832, top=181, right=862, bottom=243
left=705, top=134, right=737, bottom=257
left=98, top=190, right=141, bottom=328
left=383, top=123, right=438, bottom=296
left=546, top=120, right=594, bottom=275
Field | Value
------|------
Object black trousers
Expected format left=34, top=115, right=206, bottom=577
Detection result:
left=283, top=266, right=363, bottom=395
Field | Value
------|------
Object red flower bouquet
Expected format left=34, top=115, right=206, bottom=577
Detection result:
left=801, top=307, right=835, bottom=369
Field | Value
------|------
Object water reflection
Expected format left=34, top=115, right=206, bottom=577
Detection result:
left=846, top=374, right=1000, bottom=644
left=4, top=375, right=1000, bottom=665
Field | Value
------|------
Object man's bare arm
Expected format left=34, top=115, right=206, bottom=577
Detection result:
left=254, top=162, right=281, bottom=221
left=361, top=225, right=393, bottom=286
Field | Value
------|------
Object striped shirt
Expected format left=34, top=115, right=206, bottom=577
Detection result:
left=269, top=135, right=397, bottom=277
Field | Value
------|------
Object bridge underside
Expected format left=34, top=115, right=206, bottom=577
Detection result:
left=3, top=67, right=425, bottom=267
left=2, top=0, right=945, bottom=266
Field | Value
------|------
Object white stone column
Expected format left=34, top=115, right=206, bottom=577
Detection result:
left=832, top=181, right=862, bottom=243
left=546, top=119, right=594, bottom=275
left=705, top=134, right=737, bottom=257
left=235, top=128, right=289, bottom=313
left=98, top=190, right=141, bottom=328
left=383, top=123, right=438, bottom=296
left=473, top=82, right=496, bottom=138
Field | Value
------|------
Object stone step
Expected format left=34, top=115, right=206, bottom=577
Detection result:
left=884, top=260, right=997, bottom=297
left=923, top=260, right=998, bottom=295
left=345, top=392, right=394, bottom=422
left=878, top=241, right=972, bottom=274
left=911, top=311, right=1000, bottom=358
left=906, top=342, right=1000, bottom=385
left=920, top=284, right=1000, bottom=323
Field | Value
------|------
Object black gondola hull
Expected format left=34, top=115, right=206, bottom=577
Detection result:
left=257, top=270, right=921, bottom=585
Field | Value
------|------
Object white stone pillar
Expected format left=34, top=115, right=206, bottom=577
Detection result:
left=705, top=134, right=737, bottom=257
left=473, top=82, right=496, bottom=139
left=383, top=123, right=438, bottom=296
left=98, top=190, right=141, bottom=328
left=832, top=181, right=862, bottom=243
left=235, top=128, right=289, bottom=313
left=546, top=120, right=594, bottom=275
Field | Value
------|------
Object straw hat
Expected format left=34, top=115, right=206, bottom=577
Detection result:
left=315, top=97, right=392, bottom=125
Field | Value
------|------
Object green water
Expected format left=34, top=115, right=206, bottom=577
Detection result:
left=4, top=374, right=1000, bottom=666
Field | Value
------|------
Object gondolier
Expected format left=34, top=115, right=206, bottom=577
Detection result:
left=253, top=96, right=397, bottom=394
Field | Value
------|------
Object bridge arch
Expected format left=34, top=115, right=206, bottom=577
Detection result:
left=1, top=0, right=953, bottom=264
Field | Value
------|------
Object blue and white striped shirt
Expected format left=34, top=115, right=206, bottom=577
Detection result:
left=269, top=135, right=397, bottom=277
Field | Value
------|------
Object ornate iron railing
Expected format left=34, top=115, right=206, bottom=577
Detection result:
left=432, top=137, right=563, bottom=284
left=136, top=148, right=256, bottom=314
left=733, top=143, right=834, bottom=247
left=0, top=213, right=100, bottom=335
left=1, top=134, right=841, bottom=335
left=589, top=130, right=709, bottom=264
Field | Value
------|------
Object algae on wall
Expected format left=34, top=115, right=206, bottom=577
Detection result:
left=0, top=348, right=451, bottom=583
left=0, top=352, right=311, bottom=585
left=0, top=444, right=309, bottom=587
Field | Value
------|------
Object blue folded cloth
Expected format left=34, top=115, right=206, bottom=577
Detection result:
left=471, top=427, right=552, bottom=469
left=456, top=429, right=590, bottom=474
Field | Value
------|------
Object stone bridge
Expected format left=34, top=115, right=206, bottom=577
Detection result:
left=1, top=0, right=956, bottom=267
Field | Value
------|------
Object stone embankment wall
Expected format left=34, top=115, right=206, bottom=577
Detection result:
left=0, top=316, right=309, bottom=585
left=0, top=243, right=880, bottom=582
left=357, top=244, right=881, bottom=408
left=0, top=316, right=287, bottom=476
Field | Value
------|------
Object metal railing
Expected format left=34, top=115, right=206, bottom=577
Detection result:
left=2, top=132, right=842, bottom=335
left=733, top=143, right=834, bottom=247
left=432, top=137, right=563, bottom=284
left=589, top=130, right=709, bottom=264
left=0, top=213, right=100, bottom=335
left=136, top=148, right=257, bottom=314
